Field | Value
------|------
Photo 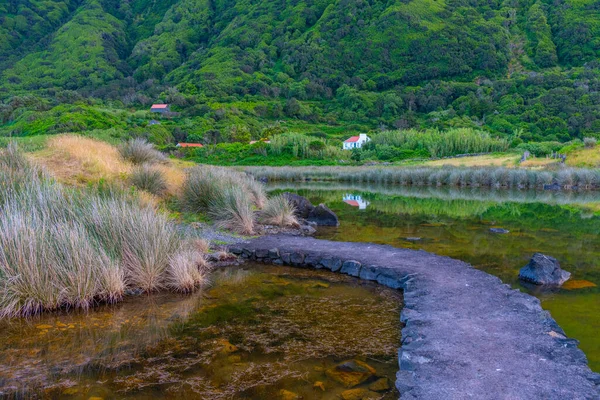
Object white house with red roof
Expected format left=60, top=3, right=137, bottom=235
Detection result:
left=150, top=104, right=170, bottom=113
left=343, top=133, right=370, bottom=150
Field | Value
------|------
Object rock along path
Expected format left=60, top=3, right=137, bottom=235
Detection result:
left=229, top=235, right=600, bottom=400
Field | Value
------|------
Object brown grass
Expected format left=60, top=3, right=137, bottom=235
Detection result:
left=29, top=135, right=132, bottom=185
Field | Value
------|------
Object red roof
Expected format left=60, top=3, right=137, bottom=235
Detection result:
left=344, top=136, right=360, bottom=143
left=344, top=200, right=360, bottom=207
left=151, top=104, right=169, bottom=109
left=177, top=143, right=203, bottom=148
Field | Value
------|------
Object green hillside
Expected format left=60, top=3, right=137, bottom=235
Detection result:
left=1, top=0, right=600, bottom=144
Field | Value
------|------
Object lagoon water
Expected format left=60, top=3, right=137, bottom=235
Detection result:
left=269, top=182, right=600, bottom=372
left=0, top=265, right=400, bottom=399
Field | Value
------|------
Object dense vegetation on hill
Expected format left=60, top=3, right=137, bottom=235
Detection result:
left=1, top=0, right=600, bottom=152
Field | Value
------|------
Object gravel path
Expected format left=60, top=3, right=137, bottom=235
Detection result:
left=231, top=235, right=600, bottom=400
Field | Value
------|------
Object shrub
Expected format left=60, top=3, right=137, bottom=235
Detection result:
left=260, top=195, right=299, bottom=227
left=130, top=164, right=168, bottom=195
left=584, top=137, right=597, bottom=148
left=119, top=138, right=166, bottom=165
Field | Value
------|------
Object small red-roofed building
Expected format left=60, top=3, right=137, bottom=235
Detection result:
left=150, top=104, right=170, bottom=113
left=343, top=133, right=370, bottom=150
left=176, top=143, right=204, bottom=148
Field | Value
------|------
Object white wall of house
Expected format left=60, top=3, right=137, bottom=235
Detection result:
left=343, top=133, right=370, bottom=150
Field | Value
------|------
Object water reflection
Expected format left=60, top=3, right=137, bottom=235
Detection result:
left=343, top=194, right=370, bottom=210
left=267, top=183, right=600, bottom=372
left=0, top=265, right=401, bottom=399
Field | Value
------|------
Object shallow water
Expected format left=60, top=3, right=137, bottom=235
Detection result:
left=269, top=183, right=600, bottom=372
left=0, top=264, right=401, bottom=399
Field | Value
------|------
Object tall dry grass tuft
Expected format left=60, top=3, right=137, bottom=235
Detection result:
left=119, top=138, right=166, bottom=165
left=180, top=166, right=267, bottom=233
left=130, top=164, right=168, bottom=195
left=167, top=248, right=210, bottom=293
left=0, top=145, right=210, bottom=317
left=209, top=186, right=256, bottom=235
left=259, top=195, right=299, bottom=227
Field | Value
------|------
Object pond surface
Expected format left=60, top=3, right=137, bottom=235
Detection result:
left=0, top=265, right=401, bottom=399
left=268, top=182, right=600, bottom=372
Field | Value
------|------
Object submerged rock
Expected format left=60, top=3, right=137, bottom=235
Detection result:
left=369, top=377, right=390, bottom=392
left=518, top=253, right=571, bottom=286
left=283, top=192, right=314, bottom=219
left=489, top=228, right=510, bottom=234
left=307, top=204, right=339, bottom=226
left=325, top=359, right=376, bottom=388
left=279, top=389, right=301, bottom=400
left=340, top=388, right=379, bottom=400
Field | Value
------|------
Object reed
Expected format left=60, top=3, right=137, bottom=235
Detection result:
left=372, top=128, right=509, bottom=158
left=245, top=165, right=600, bottom=190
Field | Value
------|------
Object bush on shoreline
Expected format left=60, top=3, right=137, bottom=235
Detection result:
left=0, top=145, right=209, bottom=318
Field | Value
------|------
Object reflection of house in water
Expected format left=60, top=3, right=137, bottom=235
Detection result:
left=343, top=194, right=370, bottom=210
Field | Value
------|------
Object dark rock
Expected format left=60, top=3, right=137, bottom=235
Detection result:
left=319, top=257, right=342, bottom=272
left=255, top=249, right=269, bottom=259
left=273, top=258, right=284, bottom=265
left=519, top=253, right=571, bottom=285
left=359, top=264, right=380, bottom=281
left=490, top=228, right=510, bottom=234
left=341, top=260, right=361, bottom=277
left=283, top=192, right=314, bottom=219
left=229, top=247, right=243, bottom=255
left=308, top=204, right=339, bottom=226
left=290, top=252, right=305, bottom=266
left=268, top=248, right=280, bottom=258
left=300, top=224, right=317, bottom=235
left=304, top=254, right=320, bottom=267
left=404, top=237, right=422, bottom=242
left=281, top=252, right=291, bottom=264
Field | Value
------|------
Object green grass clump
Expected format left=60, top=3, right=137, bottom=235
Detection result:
left=259, top=194, right=299, bottom=227
left=0, top=145, right=209, bottom=318
left=119, top=138, right=166, bottom=165
left=130, top=164, right=168, bottom=195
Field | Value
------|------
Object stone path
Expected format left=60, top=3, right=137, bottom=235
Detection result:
left=230, top=235, right=600, bottom=400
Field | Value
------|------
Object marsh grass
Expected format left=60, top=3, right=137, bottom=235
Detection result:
left=130, top=164, right=168, bottom=195
left=208, top=186, right=256, bottom=234
left=180, top=166, right=266, bottom=233
left=0, top=146, right=209, bottom=317
left=119, top=138, right=166, bottom=165
left=259, top=195, right=299, bottom=227
left=246, top=165, right=600, bottom=190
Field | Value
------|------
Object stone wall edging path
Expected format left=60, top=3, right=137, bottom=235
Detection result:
left=228, top=235, right=600, bottom=400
